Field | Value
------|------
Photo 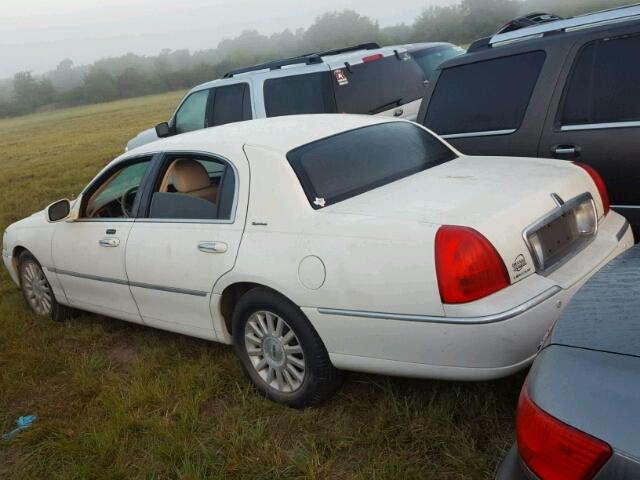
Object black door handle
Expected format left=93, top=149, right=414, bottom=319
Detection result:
left=552, top=144, right=581, bottom=159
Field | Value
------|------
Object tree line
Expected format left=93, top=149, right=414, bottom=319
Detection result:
left=0, top=0, right=631, bottom=119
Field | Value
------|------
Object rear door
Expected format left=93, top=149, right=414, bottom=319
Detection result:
left=124, top=151, right=248, bottom=340
left=539, top=31, right=640, bottom=226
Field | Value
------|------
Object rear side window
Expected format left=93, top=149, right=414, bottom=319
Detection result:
left=211, top=83, right=252, bottom=127
left=175, top=89, right=210, bottom=134
left=332, top=54, right=425, bottom=114
left=287, top=122, right=456, bottom=209
left=264, top=73, right=337, bottom=117
left=148, top=155, right=236, bottom=221
left=562, top=35, right=640, bottom=126
left=424, top=51, right=546, bottom=135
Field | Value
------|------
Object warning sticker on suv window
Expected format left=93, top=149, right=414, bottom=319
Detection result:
left=334, top=69, right=349, bottom=86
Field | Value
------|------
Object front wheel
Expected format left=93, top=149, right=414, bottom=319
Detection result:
left=232, top=288, right=342, bottom=408
left=18, top=251, right=74, bottom=322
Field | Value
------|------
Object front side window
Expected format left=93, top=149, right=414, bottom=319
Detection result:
left=148, top=155, right=236, bottom=221
left=84, top=157, right=153, bottom=218
left=211, top=83, right=252, bottom=127
left=175, top=89, right=210, bottom=134
left=287, top=122, right=456, bottom=209
left=264, top=73, right=337, bottom=117
left=424, top=51, right=546, bottom=135
left=562, top=35, right=640, bottom=127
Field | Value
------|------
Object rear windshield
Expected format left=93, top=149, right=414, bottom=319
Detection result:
left=264, top=72, right=337, bottom=117
left=332, top=54, right=426, bottom=114
left=287, top=122, right=456, bottom=209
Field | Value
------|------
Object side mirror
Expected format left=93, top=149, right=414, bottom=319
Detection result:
left=155, top=122, right=173, bottom=138
left=46, top=199, right=71, bottom=223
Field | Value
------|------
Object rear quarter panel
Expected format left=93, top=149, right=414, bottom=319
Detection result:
left=215, top=145, right=444, bottom=316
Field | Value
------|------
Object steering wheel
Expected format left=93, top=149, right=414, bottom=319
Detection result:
left=119, top=186, right=139, bottom=217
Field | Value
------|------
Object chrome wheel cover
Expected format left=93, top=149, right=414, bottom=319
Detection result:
left=244, top=310, right=306, bottom=393
left=21, top=260, right=52, bottom=316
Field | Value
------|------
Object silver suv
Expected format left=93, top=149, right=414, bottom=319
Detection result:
left=127, top=43, right=426, bottom=150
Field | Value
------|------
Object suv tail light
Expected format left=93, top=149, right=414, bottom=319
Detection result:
left=574, top=162, right=610, bottom=215
left=362, top=54, right=384, bottom=63
left=517, top=386, right=612, bottom=480
left=435, top=226, right=509, bottom=304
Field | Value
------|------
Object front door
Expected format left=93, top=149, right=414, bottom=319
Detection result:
left=125, top=152, right=247, bottom=339
left=539, top=33, right=640, bottom=227
left=51, top=156, right=154, bottom=322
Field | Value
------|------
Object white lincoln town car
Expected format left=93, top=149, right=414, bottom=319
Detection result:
left=2, top=115, right=633, bottom=406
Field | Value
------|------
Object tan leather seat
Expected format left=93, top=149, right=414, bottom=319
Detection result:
left=172, top=159, right=218, bottom=203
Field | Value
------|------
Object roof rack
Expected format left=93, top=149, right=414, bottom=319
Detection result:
left=488, top=4, right=640, bottom=47
left=495, top=12, right=563, bottom=35
left=223, top=43, right=381, bottom=78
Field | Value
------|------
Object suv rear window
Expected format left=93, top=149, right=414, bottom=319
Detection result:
left=424, top=51, right=546, bottom=135
left=287, top=122, right=456, bottom=209
left=332, top=55, right=425, bottom=114
left=264, top=73, right=337, bottom=117
left=411, top=45, right=464, bottom=80
left=562, top=35, right=640, bottom=126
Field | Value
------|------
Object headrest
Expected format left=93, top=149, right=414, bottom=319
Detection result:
left=172, top=159, right=210, bottom=193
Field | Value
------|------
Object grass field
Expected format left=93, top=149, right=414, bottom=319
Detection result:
left=0, top=92, right=523, bottom=479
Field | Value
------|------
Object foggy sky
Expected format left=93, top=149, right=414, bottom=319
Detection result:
left=0, top=0, right=457, bottom=78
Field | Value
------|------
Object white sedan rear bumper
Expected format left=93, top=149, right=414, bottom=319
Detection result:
left=304, top=212, right=633, bottom=380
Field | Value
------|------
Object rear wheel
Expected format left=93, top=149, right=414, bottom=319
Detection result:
left=18, top=252, right=73, bottom=322
left=232, top=287, right=342, bottom=407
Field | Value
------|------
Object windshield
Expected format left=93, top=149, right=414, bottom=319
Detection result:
left=287, top=122, right=456, bottom=209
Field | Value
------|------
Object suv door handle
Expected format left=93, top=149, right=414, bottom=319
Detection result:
left=99, top=237, right=120, bottom=247
left=552, top=144, right=581, bottom=159
left=198, top=241, right=228, bottom=253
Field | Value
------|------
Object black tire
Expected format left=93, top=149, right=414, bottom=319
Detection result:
left=232, top=287, right=343, bottom=408
left=18, top=251, right=75, bottom=322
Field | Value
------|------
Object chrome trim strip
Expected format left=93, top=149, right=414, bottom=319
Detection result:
left=47, top=267, right=208, bottom=297
left=128, top=281, right=208, bottom=297
left=317, top=286, right=562, bottom=325
left=616, top=220, right=631, bottom=242
left=441, top=129, right=516, bottom=140
left=611, top=204, right=640, bottom=210
left=561, top=121, right=640, bottom=132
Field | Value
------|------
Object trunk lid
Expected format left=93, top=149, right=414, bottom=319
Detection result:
left=322, top=155, right=600, bottom=283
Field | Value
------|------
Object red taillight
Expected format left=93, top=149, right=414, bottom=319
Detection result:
left=574, top=162, right=610, bottom=215
left=434, top=226, right=509, bottom=304
left=362, top=54, right=384, bottom=63
left=517, top=386, right=612, bottom=480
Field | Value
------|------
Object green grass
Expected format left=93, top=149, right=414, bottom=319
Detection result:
left=0, top=92, right=523, bottom=479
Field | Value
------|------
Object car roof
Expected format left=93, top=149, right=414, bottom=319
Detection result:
left=191, top=45, right=408, bottom=91
left=121, top=114, right=399, bottom=161
left=401, top=42, right=458, bottom=52
left=548, top=242, right=640, bottom=359
left=430, top=14, right=639, bottom=74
